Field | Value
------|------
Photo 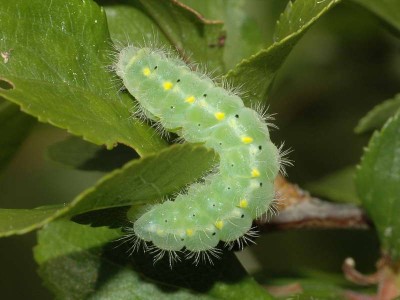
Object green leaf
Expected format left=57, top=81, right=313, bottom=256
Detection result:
left=0, top=206, right=63, bottom=237
left=356, top=113, right=400, bottom=261
left=306, top=166, right=360, bottom=204
left=0, top=0, right=166, bottom=155
left=351, top=0, right=400, bottom=32
left=104, top=4, right=169, bottom=46
left=34, top=220, right=271, bottom=299
left=355, top=93, right=400, bottom=134
left=179, top=0, right=266, bottom=70
left=225, top=0, right=340, bottom=104
left=66, top=144, right=217, bottom=216
left=47, top=136, right=139, bottom=172
left=0, top=144, right=216, bottom=237
left=104, top=0, right=225, bottom=71
left=0, top=101, right=34, bottom=171
left=137, top=0, right=226, bottom=73
left=219, top=1, right=264, bottom=70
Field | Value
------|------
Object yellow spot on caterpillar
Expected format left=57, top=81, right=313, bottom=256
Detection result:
left=142, top=67, right=151, bottom=77
left=251, top=168, right=260, bottom=177
left=214, top=112, right=225, bottom=121
left=241, top=136, right=253, bottom=144
left=186, top=229, right=194, bottom=236
left=156, top=229, right=164, bottom=236
left=163, top=81, right=173, bottom=90
left=239, top=199, right=248, bottom=208
left=185, top=96, right=196, bottom=103
left=215, top=220, right=224, bottom=230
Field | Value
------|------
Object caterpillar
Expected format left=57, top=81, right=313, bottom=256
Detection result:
left=115, top=46, right=282, bottom=265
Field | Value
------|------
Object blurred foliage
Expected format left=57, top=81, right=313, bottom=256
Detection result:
left=306, top=166, right=359, bottom=204
left=0, top=0, right=400, bottom=299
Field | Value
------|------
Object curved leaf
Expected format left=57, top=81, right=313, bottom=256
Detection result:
left=355, top=93, right=400, bottom=134
left=0, top=206, right=63, bottom=238
left=136, top=0, right=226, bottom=73
left=66, top=144, right=217, bottom=216
left=225, top=0, right=340, bottom=104
left=179, top=0, right=267, bottom=70
left=0, top=144, right=216, bottom=237
left=0, top=0, right=166, bottom=155
left=104, top=4, right=170, bottom=45
left=104, top=0, right=225, bottom=72
left=356, top=113, right=400, bottom=261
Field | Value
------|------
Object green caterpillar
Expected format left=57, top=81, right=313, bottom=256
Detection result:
left=115, top=46, right=281, bottom=264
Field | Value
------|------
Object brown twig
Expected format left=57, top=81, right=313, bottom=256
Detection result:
left=257, top=176, right=370, bottom=231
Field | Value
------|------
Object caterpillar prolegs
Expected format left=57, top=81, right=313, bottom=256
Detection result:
left=115, top=46, right=281, bottom=264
